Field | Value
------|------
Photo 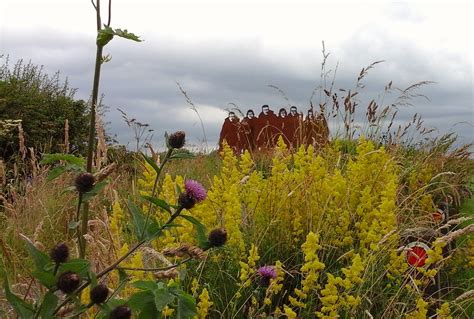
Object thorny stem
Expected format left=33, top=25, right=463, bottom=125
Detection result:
left=53, top=207, right=185, bottom=315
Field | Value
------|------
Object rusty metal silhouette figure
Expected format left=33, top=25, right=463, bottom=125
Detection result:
left=218, top=106, right=329, bottom=153
left=218, top=111, right=244, bottom=154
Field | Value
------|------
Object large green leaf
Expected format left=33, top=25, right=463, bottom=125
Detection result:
left=38, top=291, right=58, bottom=318
left=132, top=280, right=160, bottom=291
left=23, top=238, right=50, bottom=272
left=31, top=271, right=56, bottom=288
left=40, top=153, right=85, bottom=167
left=46, top=166, right=67, bottom=181
left=154, top=288, right=176, bottom=311
left=138, top=303, right=160, bottom=319
left=176, top=292, right=197, bottom=319
left=128, top=290, right=155, bottom=310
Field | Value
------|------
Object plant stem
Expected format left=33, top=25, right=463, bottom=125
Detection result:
left=76, top=192, right=83, bottom=256
left=141, top=148, right=173, bottom=238
left=80, top=0, right=104, bottom=259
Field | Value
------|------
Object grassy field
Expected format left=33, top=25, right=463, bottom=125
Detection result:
left=1, top=136, right=472, bottom=318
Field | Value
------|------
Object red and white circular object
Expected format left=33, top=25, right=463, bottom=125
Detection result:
left=405, top=242, right=430, bottom=267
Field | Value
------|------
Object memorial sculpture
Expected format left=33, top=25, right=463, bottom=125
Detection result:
left=218, top=105, right=329, bottom=154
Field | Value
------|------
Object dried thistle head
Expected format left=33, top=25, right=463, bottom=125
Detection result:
left=50, top=242, right=69, bottom=264
left=75, top=172, right=95, bottom=193
left=110, top=305, right=132, bottom=319
left=208, top=228, right=227, bottom=248
left=168, top=131, right=186, bottom=149
left=90, top=284, right=109, bottom=304
left=57, top=271, right=81, bottom=294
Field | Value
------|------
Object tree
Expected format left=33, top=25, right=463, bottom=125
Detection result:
left=0, top=57, right=90, bottom=160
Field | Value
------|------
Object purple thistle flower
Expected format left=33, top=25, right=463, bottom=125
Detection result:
left=257, top=266, right=277, bottom=279
left=257, top=265, right=277, bottom=287
left=185, top=180, right=207, bottom=202
left=178, top=180, right=207, bottom=209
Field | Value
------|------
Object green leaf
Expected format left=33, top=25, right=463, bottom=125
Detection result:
left=47, top=166, right=66, bottom=181
left=154, top=288, right=176, bottom=311
left=97, top=26, right=142, bottom=46
left=127, top=200, right=161, bottom=241
left=3, top=276, right=34, bottom=318
left=180, top=214, right=209, bottom=249
left=138, top=303, right=160, bottom=319
left=141, top=195, right=172, bottom=214
left=82, top=180, right=108, bottom=202
left=132, top=280, right=159, bottom=291
left=142, top=153, right=161, bottom=175
left=38, top=291, right=58, bottom=318
left=95, top=299, right=127, bottom=319
left=89, top=271, right=98, bottom=288
left=128, top=290, right=155, bottom=310
left=31, top=271, right=56, bottom=288
left=40, top=153, right=85, bottom=167
left=170, top=151, right=195, bottom=160
left=112, top=28, right=142, bottom=42
left=96, top=28, right=114, bottom=46
left=176, top=292, right=197, bottom=319
left=58, top=259, right=90, bottom=278
left=23, top=238, right=50, bottom=272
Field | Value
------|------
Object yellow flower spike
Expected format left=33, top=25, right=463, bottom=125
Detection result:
left=284, top=305, right=298, bottom=319
left=436, top=302, right=452, bottom=319
left=285, top=232, right=325, bottom=311
left=196, top=288, right=213, bottom=319
left=405, top=297, right=428, bottom=319
left=162, top=306, right=175, bottom=318
left=191, top=278, right=199, bottom=296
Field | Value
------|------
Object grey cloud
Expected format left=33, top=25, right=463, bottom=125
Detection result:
left=2, top=27, right=472, bottom=149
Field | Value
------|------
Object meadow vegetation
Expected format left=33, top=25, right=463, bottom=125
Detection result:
left=0, top=1, right=473, bottom=318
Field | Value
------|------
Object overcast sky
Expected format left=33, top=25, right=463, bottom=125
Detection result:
left=1, top=0, right=472, bottom=150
